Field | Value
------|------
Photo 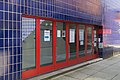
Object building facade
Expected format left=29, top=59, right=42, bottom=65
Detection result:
left=101, top=0, right=120, bottom=58
left=0, top=0, right=103, bottom=80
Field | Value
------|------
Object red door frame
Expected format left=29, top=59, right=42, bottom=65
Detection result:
left=22, top=15, right=99, bottom=80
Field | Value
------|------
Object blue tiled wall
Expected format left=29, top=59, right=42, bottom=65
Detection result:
left=0, top=0, right=102, bottom=80
left=102, top=0, right=120, bottom=46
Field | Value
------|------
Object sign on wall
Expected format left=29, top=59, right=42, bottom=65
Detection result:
left=57, top=30, right=61, bottom=37
left=70, top=29, right=75, bottom=43
left=44, top=30, right=50, bottom=41
left=62, top=30, right=66, bottom=37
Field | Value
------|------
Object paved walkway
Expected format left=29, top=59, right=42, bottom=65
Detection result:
left=48, top=55, right=120, bottom=80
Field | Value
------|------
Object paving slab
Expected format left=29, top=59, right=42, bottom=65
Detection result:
left=50, top=75, right=78, bottom=80
left=90, top=72, right=116, bottom=80
left=112, top=74, right=120, bottom=80
left=65, top=71, right=90, bottom=80
left=77, top=68, right=98, bottom=75
left=84, top=76, right=108, bottom=80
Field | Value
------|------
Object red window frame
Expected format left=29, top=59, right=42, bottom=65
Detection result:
left=22, top=15, right=99, bottom=80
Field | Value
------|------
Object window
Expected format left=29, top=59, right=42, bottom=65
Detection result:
left=78, top=25, right=85, bottom=56
left=69, top=24, right=76, bottom=59
left=56, top=22, right=66, bottom=62
left=40, top=20, right=53, bottom=66
left=94, top=27, right=98, bottom=53
left=22, top=17, right=36, bottom=70
left=87, top=27, right=92, bottom=54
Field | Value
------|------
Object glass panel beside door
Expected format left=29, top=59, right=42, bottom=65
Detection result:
left=94, top=27, right=98, bottom=54
left=22, top=17, right=36, bottom=71
left=56, top=22, right=66, bottom=62
left=78, top=25, right=85, bottom=56
left=40, top=20, right=53, bottom=66
left=87, top=27, right=93, bottom=54
left=69, top=24, right=76, bottom=59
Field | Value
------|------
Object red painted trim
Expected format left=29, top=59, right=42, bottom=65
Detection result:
left=85, top=25, right=88, bottom=55
left=22, top=69, right=37, bottom=80
left=53, top=21, right=57, bottom=66
left=39, top=65, right=54, bottom=74
left=92, top=26, right=94, bottom=54
left=66, top=22, right=69, bottom=62
left=22, top=14, right=99, bottom=26
left=22, top=18, right=40, bottom=80
left=56, top=62, right=68, bottom=69
left=96, top=28, right=99, bottom=55
left=36, top=18, right=40, bottom=70
left=76, top=24, right=79, bottom=59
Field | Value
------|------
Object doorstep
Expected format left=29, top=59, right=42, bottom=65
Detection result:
left=29, top=58, right=103, bottom=80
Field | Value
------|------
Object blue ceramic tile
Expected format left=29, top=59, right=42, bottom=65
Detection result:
left=0, top=21, right=3, bottom=29
left=0, top=76, right=4, bottom=80
left=9, top=48, right=12, bottom=55
left=9, top=30, right=13, bottom=38
left=13, top=13, right=17, bottom=21
left=13, top=30, right=16, bottom=38
left=0, top=11, right=3, bottom=20
left=9, top=4, right=12, bottom=11
left=5, top=66, right=8, bottom=75
left=5, top=39, right=8, bottom=47
left=17, top=64, right=21, bottom=71
left=9, top=65, right=12, bottom=73
left=0, top=30, right=3, bottom=38
left=17, top=6, right=21, bottom=13
left=9, top=74, right=12, bottom=80
left=0, top=39, right=3, bottom=47
left=9, top=13, right=12, bottom=20
left=13, top=73, right=17, bottom=80
left=13, top=64, right=16, bottom=72
left=5, top=75, right=8, bottom=80
left=13, top=47, right=16, bottom=55
left=17, top=72, right=21, bottom=80
left=0, top=2, right=3, bottom=10
left=5, top=30, right=8, bottom=38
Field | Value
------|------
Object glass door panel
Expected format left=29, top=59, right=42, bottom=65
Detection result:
left=78, top=25, right=85, bottom=56
left=40, top=20, right=53, bottom=66
left=69, top=24, right=76, bottom=59
left=56, top=22, right=66, bottom=62
left=87, top=27, right=92, bottom=54
left=94, top=28, right=98, bottom=54
left=22, top=17, right=36, bottom=71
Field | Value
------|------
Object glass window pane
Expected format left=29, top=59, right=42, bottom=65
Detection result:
left=22, top=17, right=36, bottom=71
left=78, top=25, right=85, bottom=56
left=56, top=22, right=66, bottom=62
left=40, top=20, right=53, bottom=66
left=87, top=27, right=92, bottom=54
left=69, top=24, right=76, bottom=59
left=94, top=27, right=98, bottom=53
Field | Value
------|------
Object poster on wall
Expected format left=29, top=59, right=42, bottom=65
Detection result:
left=62, top=30, right=66, bottom=37
left=44, top=30, right=50, bottom=41
left=70, top=29, right=75, bottom=43
left=99, top=43, right=103, bottom=48
left=94, top=43, right=97, bottom=47
left=80, top=41, right=84, bottom=45
left=94, top=31, right=96, bottom=37
left=98, top=38, right=101, bottom=42
left=57, top=30, right=61, bottom=37
left=94, top=38, right=97, bottom=41
left=79, top=29, right=84, bottom=40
